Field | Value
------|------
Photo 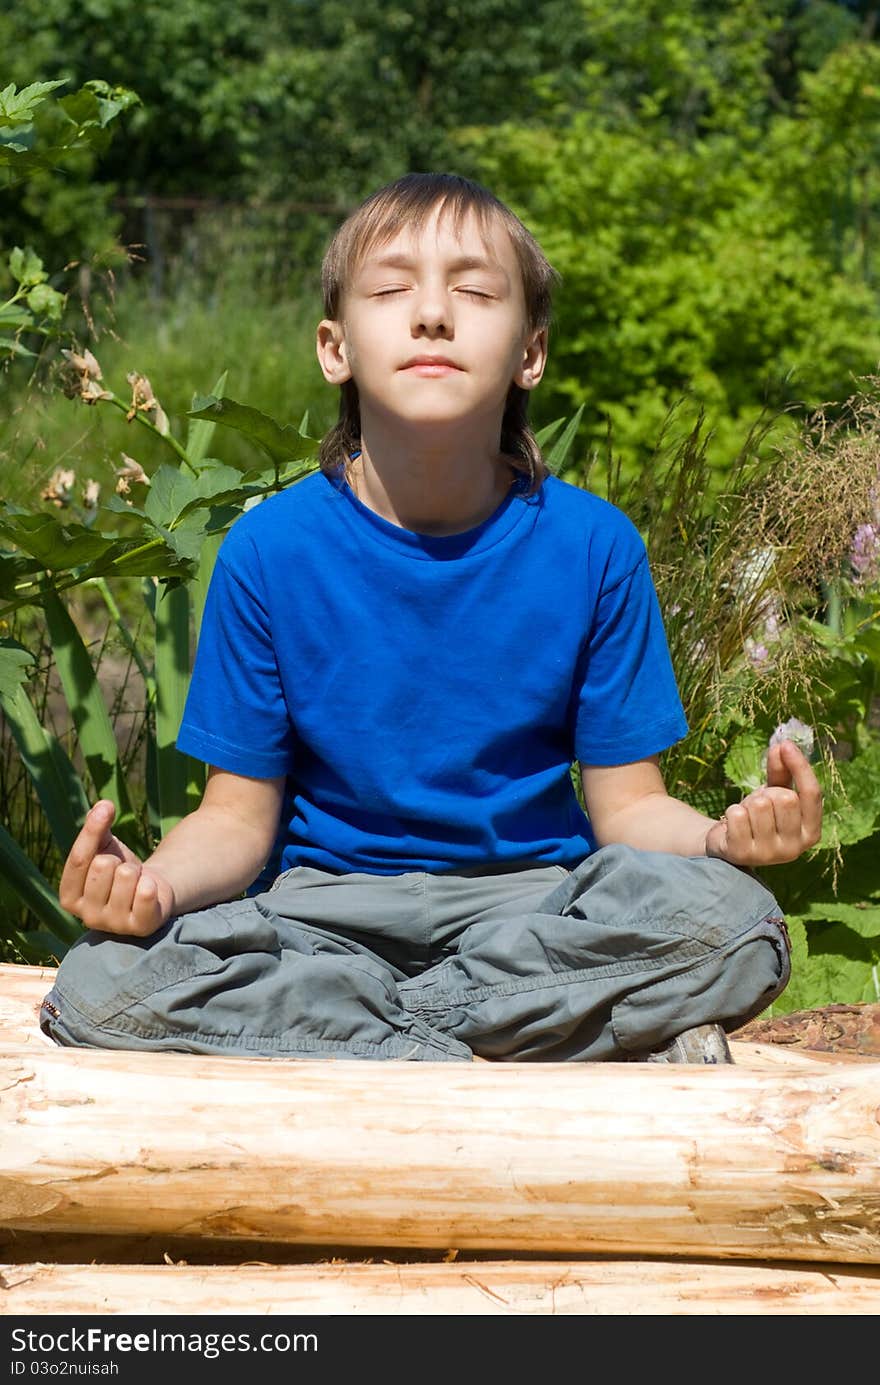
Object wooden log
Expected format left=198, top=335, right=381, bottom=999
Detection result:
left=0, top=964, right=57, bottom=1051
left=2, top=1257, right=880, bottom=1315
left=1, top=1039, right=879, bottom=1263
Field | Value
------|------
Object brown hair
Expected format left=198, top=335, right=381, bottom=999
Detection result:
left=317, top=172, right=559, bottom=493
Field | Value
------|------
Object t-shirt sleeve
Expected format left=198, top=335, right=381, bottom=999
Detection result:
left=573, top=548, right=688, bottom=765
left=176, top=539, right=296, bottom=779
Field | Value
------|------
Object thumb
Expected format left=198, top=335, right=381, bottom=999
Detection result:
left=765, top=740, right=797, bottom=789
left=88, top=799, right=117, bottom=846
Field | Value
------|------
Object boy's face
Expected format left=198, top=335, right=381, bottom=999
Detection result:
left=316, top=205, right=546, bottom=435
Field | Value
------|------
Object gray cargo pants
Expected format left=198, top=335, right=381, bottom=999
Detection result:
left=40, top=844, right=791, bottom=1062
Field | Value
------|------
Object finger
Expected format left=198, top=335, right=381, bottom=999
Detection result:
left=79, top=853, right=122, bottom=919
left=58, top=801, right=117, bottom=907
left=772, top=741, right=823, bottom=838
left=765, top=741, right=797, bottom=789
left=720, top=802, right=755, bottom=861
left=105, top=861, right=142, bottom=925
left=742, top=790, right=778, bottom=841
left=130, top=873, right=163, bottom=935
left=761, top=787, right=802, bottom=841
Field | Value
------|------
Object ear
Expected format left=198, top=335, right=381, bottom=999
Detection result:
left=512, top=327, right=548, bottom=392
left=316, top=319, right=352, bottom=384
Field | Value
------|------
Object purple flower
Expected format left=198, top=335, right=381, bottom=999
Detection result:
left=850, top=523, right=880, bottom=583
left=769, top=718, right=815, bottom=759
left=745, top=639, right=771, bottom=670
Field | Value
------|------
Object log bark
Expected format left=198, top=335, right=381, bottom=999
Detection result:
left=2, top=1257, right=880, bottom=1315
left=2, top=1037, right=879, bottom=1263
left=733, top=1003, right=880, bottom=1057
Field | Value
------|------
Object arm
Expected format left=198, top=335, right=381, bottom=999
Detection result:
left=580, top=739, right=822, bottom=867
left=58, top=766, right=286, bottom=937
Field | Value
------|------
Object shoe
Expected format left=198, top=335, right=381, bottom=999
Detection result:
left=630, top=1023, right=734, bottom=1064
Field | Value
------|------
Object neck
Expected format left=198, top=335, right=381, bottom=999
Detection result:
left=347, top=413, right=519, bottom=536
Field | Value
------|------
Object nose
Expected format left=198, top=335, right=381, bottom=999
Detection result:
left=411, top=279, right=452, bottom=337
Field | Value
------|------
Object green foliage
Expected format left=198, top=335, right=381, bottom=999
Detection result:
left=471, top=120, right=880, bottom=479
left=0, top=360, right=319, bottom=960
left=599, top=384, right=880, bottom=1016
left=0, top=0, right=586, bottom=271
left=0, top=77, right=138, bottom=361
left=4, top=2, right=880, bottom=1007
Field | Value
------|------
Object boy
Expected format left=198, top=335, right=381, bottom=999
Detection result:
left=41, top=173, right=821, bottom=1064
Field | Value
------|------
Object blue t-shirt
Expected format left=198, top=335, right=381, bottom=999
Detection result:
left=176, top=468, right=687, bottom=875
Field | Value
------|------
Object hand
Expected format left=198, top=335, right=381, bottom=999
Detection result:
left=58, top=800, right=175, bottom=936
left=705, top=739, right=823, bottom=868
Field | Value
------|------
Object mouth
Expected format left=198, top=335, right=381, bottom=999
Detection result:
left=400, top=356, right=463, bottom=374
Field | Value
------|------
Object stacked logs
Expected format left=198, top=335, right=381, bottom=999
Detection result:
left=1, top=964, right=878, bottom=1315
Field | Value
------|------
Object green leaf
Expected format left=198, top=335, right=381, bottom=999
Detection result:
left=26, top=281, right=64, bottom=321
left=535, top=417, right=566, bottom=449
left=82, top=79, right=142, bottom=127
left=154, top=583, right=201, bottom=834
left=0, top=820, right=81, bottom=948
left=143, top=464, right=200, bottom=529
left=778, top=917, right=880, bottom=1011
left=8, top=929, right=70, bottom=965
left=173, top=468, right=265, bottom=525
left=0, top=80, right=67, bottom=129
left=0, top=337, right=35, bottom=358
left=0, top=304, right=32, bottom=328
left=0, top=548, right=42, bottom=598
left=0, top=672, right=90, bottom=856
left=41, top=589, right=140, bottom=853
left=543, top=404, right=585, bottom=474
left=724, top=729, right=766, bottom=793
left=188, top=396, right=316, bottom=470
left=103, top=533, right=197, bottom=581
left=58, top=87, right=102, bottom=130
left=9, top=246, right=47, bottom=286
left=190, top=530, right=224, bottom=642
left=0, top=639, right=35, bottom=698
left=0, top=509, right=122, bottom=572
left=185, top=371, right=228, bottom=468
left=151, top=522, right=202, bottom=566
left=797, top=900, right=880, bottom=939
left=818, top=745, right=880, bottom=850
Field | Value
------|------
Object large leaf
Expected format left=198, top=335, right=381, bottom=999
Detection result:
left=0, top=820, right=81, bottom=948
left=7, top=929, right=70, bottom=965
left=191, top=530, right=224, bottom=642
left=0, top=649, right=89, bottom=855
left=41, top=589, right=141, bottom=853
left=0, top=509, right=125, bottom=570
left=796, top=899, right=880, bottom=938
left=143, top=464, right=202, bottom=529
left=778, top=916, right=880, bottom=1012
left=0, top=80, right=66, bottom=131
left=818, top=745, right=880, bottom=850
left=0, top=639, right=34, bottom=698
left=154, top=582, right=202, bottom=835
left=185, top=371, right=228, bottom=468
left=188, top=396, right=317, bottom=470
